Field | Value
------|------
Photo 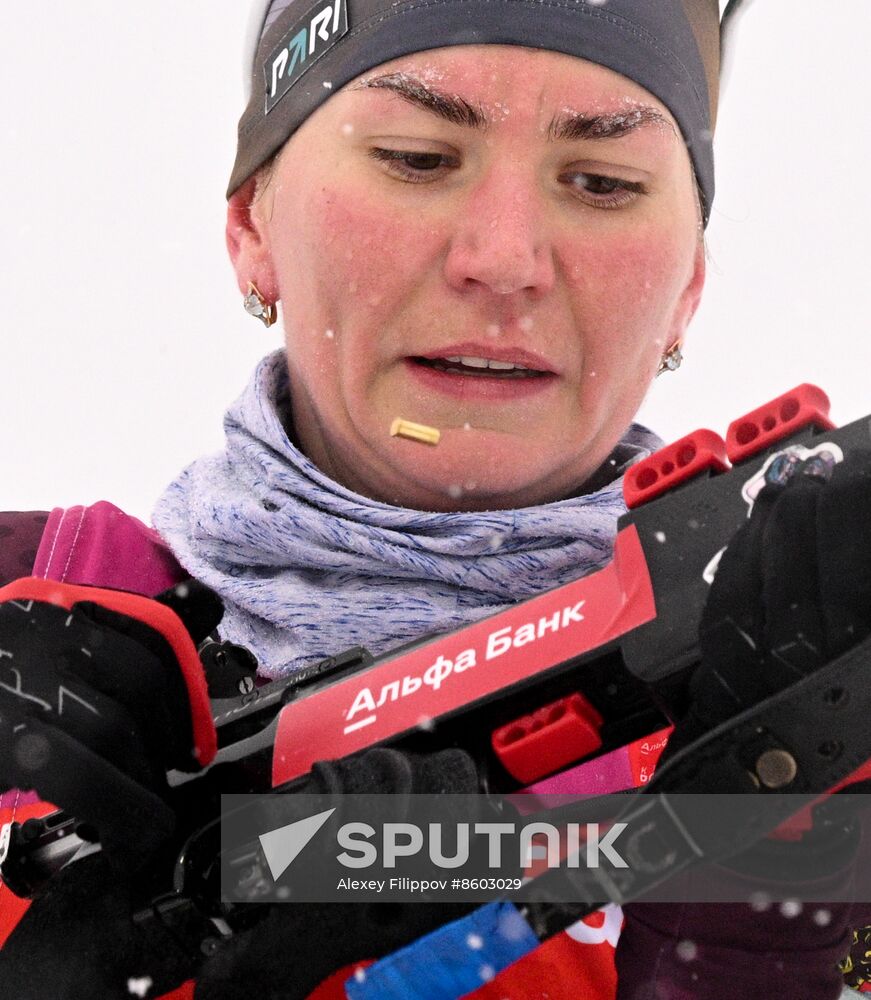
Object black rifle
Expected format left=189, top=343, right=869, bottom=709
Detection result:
left=4, top=384, right=871, bottom=969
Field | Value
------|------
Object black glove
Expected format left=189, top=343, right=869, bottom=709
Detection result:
left=663, top=449, right=871, bottom=762
left=195, top=746, right=481, bottom=1000
left=0, top=576, right=222, bottom=869
left=0, top=851, right=198, bottom=1000
left=619, top=453, right=871, bottom=1000
left=655, top=449, right=871, bottom=880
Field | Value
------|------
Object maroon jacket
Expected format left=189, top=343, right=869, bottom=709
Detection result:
left=1, top=508, right=868, bottom=998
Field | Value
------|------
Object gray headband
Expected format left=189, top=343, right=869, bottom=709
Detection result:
left=230, top=0, right=721, bottom=223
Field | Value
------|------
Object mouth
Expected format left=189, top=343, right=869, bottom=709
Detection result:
left=411, top=355, right=548, bottom=379
left=404, top=347, right=557, bottom=402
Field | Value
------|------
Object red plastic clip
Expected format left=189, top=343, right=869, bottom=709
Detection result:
left=623, top=429, right=729, bottom=510
left=491, top=693, right=604, bottom=785
left=725, top=384, right=834, bottom=465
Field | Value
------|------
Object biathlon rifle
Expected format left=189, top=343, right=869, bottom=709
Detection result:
left=4, top=383, right=871, bottom=949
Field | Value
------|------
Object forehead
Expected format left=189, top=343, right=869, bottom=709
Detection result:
left=348, top=45, right=677, bottom=124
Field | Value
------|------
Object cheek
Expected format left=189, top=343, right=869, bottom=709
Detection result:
left=565, top=225, right=693, bottom=338
left=297, top=184, right=441, bottom=315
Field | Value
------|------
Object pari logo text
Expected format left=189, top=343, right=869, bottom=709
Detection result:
left=265, top=0, right=349, bottom=113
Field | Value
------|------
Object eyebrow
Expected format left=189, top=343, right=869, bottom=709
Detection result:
left=356, top=73, right=672, bottom=141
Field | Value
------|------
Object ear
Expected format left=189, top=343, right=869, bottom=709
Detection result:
left=226, top=175, right=279, bottom=303
left=669, top=237, right=706, bottom=345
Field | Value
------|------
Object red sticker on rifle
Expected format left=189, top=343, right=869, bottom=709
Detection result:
left=272, top=526, right=655, bottom=787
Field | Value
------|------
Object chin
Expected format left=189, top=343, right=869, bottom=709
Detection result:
left=390, top=451, right=582, bottom=511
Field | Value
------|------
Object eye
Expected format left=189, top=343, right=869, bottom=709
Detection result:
left=369, top=148, right=459, bottom=183
left=368, top=150, right=645, bottom=203
left=559, top=170, right=646, bottom=209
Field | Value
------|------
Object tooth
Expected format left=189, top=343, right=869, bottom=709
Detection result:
left=486, top=360, right=516, bottom=370
left=459, top=356, right=489, bottom=368
left=444, top=356, right=463, bottom=363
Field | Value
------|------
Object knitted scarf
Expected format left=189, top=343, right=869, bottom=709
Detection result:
left=152, top=351, right=661, bottom=679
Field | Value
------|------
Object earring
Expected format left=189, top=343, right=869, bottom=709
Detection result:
left=243, top=281, right=277, bottom=328
left=657, top=342, right=683, bottom=377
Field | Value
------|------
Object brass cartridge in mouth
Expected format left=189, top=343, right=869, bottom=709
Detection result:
left=389, top=418, right=441, bottom=446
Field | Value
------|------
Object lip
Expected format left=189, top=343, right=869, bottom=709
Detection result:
left=404, top=358, right=558, bottom=402
left=415, top=343, right=558, bottom=375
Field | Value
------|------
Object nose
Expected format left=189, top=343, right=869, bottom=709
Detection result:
left=443, top=168, right=556, bottom=299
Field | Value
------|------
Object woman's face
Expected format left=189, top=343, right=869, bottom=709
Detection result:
left=229, top=45, right=705, bottom=511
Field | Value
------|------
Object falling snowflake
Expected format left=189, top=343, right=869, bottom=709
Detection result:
left=127, top=978, right=153, bottom=998
left=14, top=733, right=50, bottom=771
left=676, top=940, right=698, bottom=962
left=498, top=906, right=533, bottom=941
left=466, top=932, right=484, bottom=950
left=654, top=531, right=667, bottom=543
left=748, top=891, right=771, bottom=912
left=488, top=534, right=504, bottom=552
left=779, top=900, right=803, bottom=919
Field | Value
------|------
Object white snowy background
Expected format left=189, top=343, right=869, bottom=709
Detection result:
left=2, top=0, right=870, bottom=519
